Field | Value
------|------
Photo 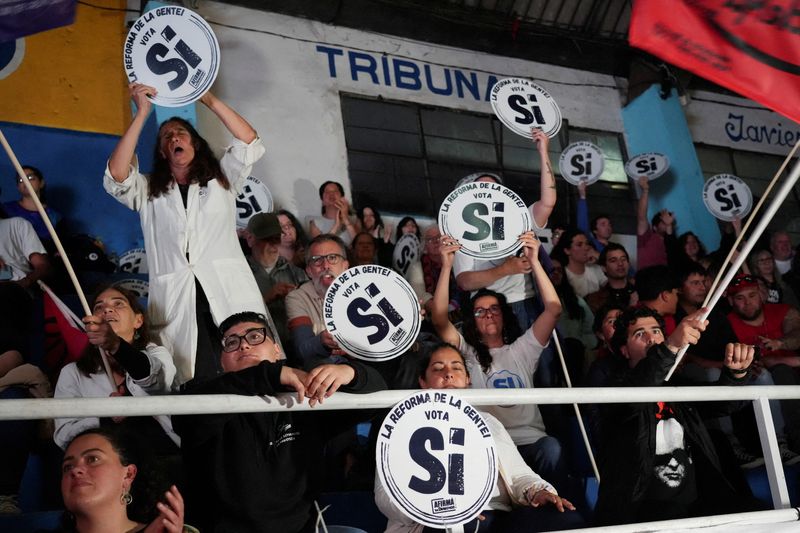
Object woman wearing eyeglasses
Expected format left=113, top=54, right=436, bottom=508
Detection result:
left=430, top=232, right=570, bottom=493
left=3, top=165, right=64, bottom=249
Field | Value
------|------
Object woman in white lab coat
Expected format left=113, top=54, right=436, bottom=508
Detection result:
left=105, top=83, right=268, bottom=385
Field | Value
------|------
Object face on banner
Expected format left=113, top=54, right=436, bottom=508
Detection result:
left=438, top=182, right=532, bottom=260
left=123, top=7, right=220, bottom=107
left=376, top=390, right=497, bottom=528
left=490, top=78, right=562, bottom=139
left=236, top=176, right=274, bottom=230
left=558, top=141, right=605, bottom=185
left=624, top=153, right=670, bottom=180
left=703, top=173, right=753, bottom=222
left=323, top=266, right=420, bottom=361
left=393, top=234, right=420, bottom=278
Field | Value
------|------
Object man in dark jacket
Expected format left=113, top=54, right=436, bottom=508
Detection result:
left=174, top=311, right=385, bottom=532
left=594, top=306, right=756, bottom=525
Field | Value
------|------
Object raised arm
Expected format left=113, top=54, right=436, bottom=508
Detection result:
left=576, top=180, right=590, bottom=235
left=521, top=232, right=562, bottom=345
left=636, top=176, right=650, bottom=236
left=199, top=91, right=257, bottom=144
left=432, top=237, right=462, bottom=346
left=531, top=128, right=556, bottom=228
left=108, top=83, right=154, bottom=183
left=456, top=256, right=531, bottom=291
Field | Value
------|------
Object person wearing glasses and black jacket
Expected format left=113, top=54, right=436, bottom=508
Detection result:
left=174, top=311, right=385, bottom=533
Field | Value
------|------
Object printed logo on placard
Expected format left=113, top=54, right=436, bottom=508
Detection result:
left=324, top=266, right=420, bottom=361
left=624, top=152, right=670, bottom=180
left=488, top=370, right=524, bottom=389
left=490, top=77, right=562, bottom=139
left=558, top=141, right=605, bottom=185
left=393, top=234, right=420, bottom=278
left=123, top=7, right=220, bottom=107
left=236, top=176, right=274, bottom=229
left=376, top=391, right=497, bottom=528
left=702, top=173, right=753, bottom=222
left=118, top=248, right=148, bottom=274
left=438, top=182, right=531, bottom=260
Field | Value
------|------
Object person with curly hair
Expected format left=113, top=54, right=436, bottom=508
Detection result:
left=57, top=426, right=190, bottom=532
left=430, top=231, right=568, bottom=493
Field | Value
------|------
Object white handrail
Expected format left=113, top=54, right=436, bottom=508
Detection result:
left=564, top=508, right=800, bottom=532
left=3, top=386, right=800, bottom=420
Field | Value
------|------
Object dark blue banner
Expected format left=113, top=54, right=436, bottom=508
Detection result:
left=0, top=0, right=76, bottom=42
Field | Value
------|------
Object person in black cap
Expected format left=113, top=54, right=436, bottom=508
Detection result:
left=245, top=213, right=308, bottom=363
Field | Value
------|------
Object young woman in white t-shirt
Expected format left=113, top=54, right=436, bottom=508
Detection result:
left=431, top=231, right=570, bottom=493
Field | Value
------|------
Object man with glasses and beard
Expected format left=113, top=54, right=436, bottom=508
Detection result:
left=286, top=235, right=351, bottom=369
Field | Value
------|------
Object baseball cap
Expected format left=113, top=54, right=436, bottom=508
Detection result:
left=726, top=274, right=759, bottom=296
left=247, top=213, right=282, bottom=241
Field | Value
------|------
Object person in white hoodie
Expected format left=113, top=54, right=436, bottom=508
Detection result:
left=374, top=343, right=584, bottom=532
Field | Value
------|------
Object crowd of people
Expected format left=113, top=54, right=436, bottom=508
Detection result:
left=1, top=83, right=799, bottom=532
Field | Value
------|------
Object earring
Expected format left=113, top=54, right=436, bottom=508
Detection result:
left=121, top=490, right=133, bottom=506
left=133, top=329, right=141, bottom=341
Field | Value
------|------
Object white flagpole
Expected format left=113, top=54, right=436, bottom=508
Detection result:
left=703, top=140, right=800, bottom=303
left=665, top=155, right=800, bottom=381
left=0, top=130, right=116, bottom=388
left=550, top=332, right=601, bottom=482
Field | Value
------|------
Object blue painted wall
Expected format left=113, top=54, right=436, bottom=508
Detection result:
left=0, top=119, right=157, bottom=258
left=622, top=85, right=721, bottom=251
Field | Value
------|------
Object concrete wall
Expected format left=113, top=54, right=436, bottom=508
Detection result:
left=0, top=0, right=794, bottom=260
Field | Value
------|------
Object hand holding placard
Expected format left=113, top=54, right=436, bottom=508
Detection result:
left=438, top=182, right=532, bottom=260
left=130, top=82, right=156, bottom=114
left=123, top=7, right=220, bottom=107
left=490, top=78, right=562, bottom=139
left=558, top=142, right=605, bottom=186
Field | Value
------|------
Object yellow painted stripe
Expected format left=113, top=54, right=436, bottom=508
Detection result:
left=0, top=0, right=130, bottom=135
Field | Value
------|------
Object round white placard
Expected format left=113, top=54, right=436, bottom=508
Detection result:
left=393, top=234, right=420, bottom=278
left=117, top=248, right=148, bottom=274
left=323, top=266, right=420, bottom=361
left=703, top=174, right=753, bottom=221
left=114, top=278, right=149, bottom=299
left=376, top=390, right=498, bottom=529
left=438, top=182, right=532, bottom=260
left=123, top=7, right=220, bottom=107
left=624, top=152, right=670, bottom=180
left=490, top=78, right=562, bottom=139
left=558, top=141, right=605, bottom=185
left=235, top=176, right=274, bottom=230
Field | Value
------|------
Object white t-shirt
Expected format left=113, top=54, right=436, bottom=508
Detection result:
left=452, top=212, right=545, bottom=304
left=0, top=217, right=46, bottom=280
left=565, top=264, right=607, bottom=297
left=775, top=257, right=792, bottom=275
left=458, top=330, right=548, bottom=446
left=307, top=215, right=355, bottom=246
